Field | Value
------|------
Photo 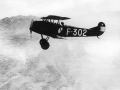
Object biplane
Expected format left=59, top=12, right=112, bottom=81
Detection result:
left=30, top=15, right=106, bottom=50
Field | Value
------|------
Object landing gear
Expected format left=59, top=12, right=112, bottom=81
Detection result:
left=39, top=35, right=50, bottom=50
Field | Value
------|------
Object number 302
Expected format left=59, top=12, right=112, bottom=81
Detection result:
left=73, top=29, right=87, bottom=36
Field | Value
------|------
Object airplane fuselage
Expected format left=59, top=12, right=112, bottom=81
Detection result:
left=57, top=25, right=105, bottom=38
left=29, top=15, right=105, bottom=50
left=30, top=21, right=105, bottom=38
left=30, top=21, right=61, bottom=37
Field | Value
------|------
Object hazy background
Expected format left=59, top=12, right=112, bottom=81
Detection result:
left=0, top=0, right=120, bottom=90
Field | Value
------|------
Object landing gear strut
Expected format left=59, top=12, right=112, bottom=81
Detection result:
left=39, top=35, right=50, bottom=50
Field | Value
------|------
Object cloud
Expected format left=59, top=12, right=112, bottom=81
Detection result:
left=0, top=8, right=120, bottom=89
left=85, top=37, right=120, bottom=58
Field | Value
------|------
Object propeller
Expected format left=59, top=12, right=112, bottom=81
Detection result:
left=30, top=19, right=34, bottom=38
left=30, top=29, right=32, bottom=38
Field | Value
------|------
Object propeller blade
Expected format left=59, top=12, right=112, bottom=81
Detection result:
left=30, top=19, right=34, bottom=38
left=30, top=29, right=32, bottom=38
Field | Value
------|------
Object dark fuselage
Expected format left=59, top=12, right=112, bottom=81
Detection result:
left=30, top=21, right=61, bottom=37
left=30, top=21, right=105, bottom=38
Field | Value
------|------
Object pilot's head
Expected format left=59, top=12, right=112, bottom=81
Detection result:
left=61, top=22, right=64, bottom=26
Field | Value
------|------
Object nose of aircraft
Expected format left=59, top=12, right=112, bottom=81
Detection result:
left=98, top=22, right=106, bottom=32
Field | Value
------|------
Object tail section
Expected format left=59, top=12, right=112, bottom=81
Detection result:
left=88, top=22, right=106, bottom=38
left=98, top=22, right=105, bottom=32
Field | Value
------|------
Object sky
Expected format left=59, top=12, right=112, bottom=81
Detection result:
left=0, top=0, right=120, bottom=90
left=0, top=0, right=120, bottom=18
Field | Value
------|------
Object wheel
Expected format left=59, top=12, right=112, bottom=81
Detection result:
left=40, top=39, right=47, bottom=45
left=39, top=39, right=50, bottom=50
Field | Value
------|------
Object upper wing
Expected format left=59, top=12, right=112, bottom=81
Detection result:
left=41, top=15, right=70, bottom=20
